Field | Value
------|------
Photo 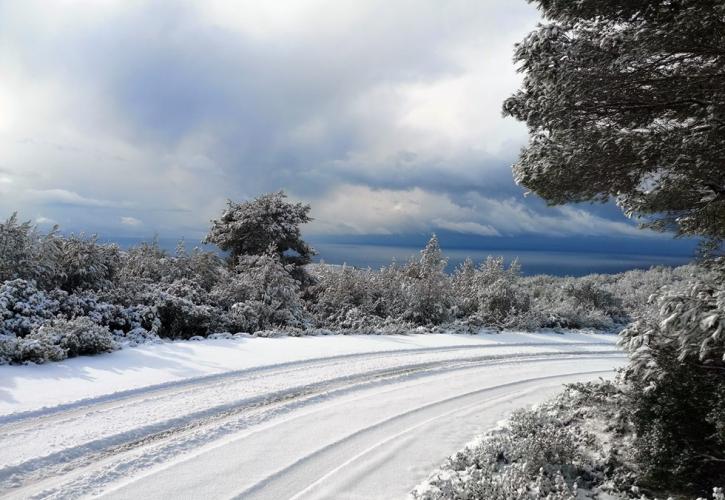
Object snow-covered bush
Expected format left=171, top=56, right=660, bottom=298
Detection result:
left=56, top=289, right=158, bottom=334
left=618, top=269, right=725, bottom=492
left=0, top=279, right=60, bottom=337
left=30, top=317, right=117, bottom=358
left=413, top=379, right=723, bottom=500
left=141, top=279, right=217, bottom=340
left=0, top=213, right=61, bottom=288
left=474, top=257, right=531, bottom=328
left=51, top=234, right=121, bottom=292
left=307, top=264, right=376, bottom=327
left=117, top=239, right=177, bottom=284
left=0, top=215, right=123, bottom=292
left=401, top=235, right=453, bottom=325
left=0, top=317, right=116, bottom=364
left=223, top=249, right=307, bottom=333
left=451, top=257, right=478, bottom=317
left=412, top=386, right=600, bottom=500
left=172, top=242, right=224, bottom=291
left=113, top=326, right=161, bottom=347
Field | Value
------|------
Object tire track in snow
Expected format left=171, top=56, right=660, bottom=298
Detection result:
left=235, top=369, right=614, bottom=500
left=0, top=341, right=613, bottom=427
left=0, top=352, right=622, bottom=498
left=0, top=344, right=619, bottom=469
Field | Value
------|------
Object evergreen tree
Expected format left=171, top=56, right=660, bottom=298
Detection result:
left=404, top=235, right=452, bottom=325
left=504, top=0, right=725, bottom=247
left=204, top=191, right=315, bottom=269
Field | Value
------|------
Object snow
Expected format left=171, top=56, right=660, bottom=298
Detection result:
left=0, top=331, right=624, bottom=499
left=0, top=330, right=615, bottom=417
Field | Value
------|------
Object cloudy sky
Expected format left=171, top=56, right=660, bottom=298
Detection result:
left=0, top=0, right=685, bottom=259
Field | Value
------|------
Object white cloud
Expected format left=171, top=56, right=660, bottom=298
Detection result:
left=26, top=189, right=130, bottom=208
left=308, top=184, right=655, bottom=239
left=35, top=216, right=56, bottom=225
left=432, top=219, right=500, bottom=236
left=120, top=216, right=142, bottom=226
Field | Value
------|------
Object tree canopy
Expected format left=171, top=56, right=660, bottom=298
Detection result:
left=503, top=0, right=725, bottom=247
left=204, top=191, right=315, bottom=268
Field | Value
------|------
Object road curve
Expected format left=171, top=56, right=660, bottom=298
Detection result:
left=0, top=339, right=624, bottom=499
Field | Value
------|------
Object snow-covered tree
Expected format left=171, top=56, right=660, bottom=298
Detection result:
left=452, top=257, right=477, bottom=317
left=224, top=247, right=307, bottom=332
left=504, top=0, right=725, bottom=248
left=308, top=264, right=375, bottom=327
left=0, top=213, right=61, bottom=288
left=52, top=234, right=121, bottom=292
left=204, top=191, right=315, bottom=270
left=403, top=235, right=452, bottom=325
left=172, top=242, right=224, bottom=291
left=617, top=270, right=725, bottom=489
left=473, top=257, right=530, bottom=328
left=118, top=239, right=176, bottom=284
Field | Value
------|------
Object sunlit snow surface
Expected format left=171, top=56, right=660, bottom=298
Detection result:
left=0, top=331, right=624, bottom=499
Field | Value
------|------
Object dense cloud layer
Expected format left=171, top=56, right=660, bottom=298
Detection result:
left=0, top=0, right=655, bottom=240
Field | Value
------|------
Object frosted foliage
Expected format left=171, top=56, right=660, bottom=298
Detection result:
left=0, top=214, right=121, bottom=292
left=620, top=270, right=725, bottom=381
left=225, top=249, right=306, bottom=333
left=204, top=191, right=314, bottom=268
left=413, top=381, right=725, bottom=499
left=0, top=213, right=61, bottom=288
left=503, top=1, right=725, bottom=247
left=0, top=205, right=710, bottom=363
left=0, top=317, right=116, bottom=364
left=402, top=235, right=453, bottom=325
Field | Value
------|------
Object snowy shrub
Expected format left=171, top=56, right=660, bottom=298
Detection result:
left=117, top=239, right=176, bottom=284
left=51, top=234, right=121, bottom=292
left=618, top=270, right=725, bottom=492
left=0, top=279, right=60, bottom=337
left=143, top=279, right=216, bottom=340
left=451, top=257, right=479, bottom=318
left=564, top=277, right=622, bottom=316
left=413, top=379, right=725, bottom=500
left=172, top=243, right=224, bottom=291
left=368, top=261, right=408, bottom=319
left=400, top=235, right=452, bottom=325
left=119, top=240, right=223, bottom=291
left=224, top=250, right=307, bottom=332
left=411, top=390, right=596, bottom=500
left=207, top=331, right=234, bottom=340
left=12, top=336, right=67, bottom=364
left=307, top=264, right=377, bottom=327
left=450, top=256, right=533, bottom=329
left=30, top=317, right=117, bottom=358
left=0, top=317, right=116, bottom=363
left=113, top=326, right=161, bottom=347
left=0, top=213, right=61, bottom=288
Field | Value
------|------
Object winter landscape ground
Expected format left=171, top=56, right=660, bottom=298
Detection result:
left=1, top=0, right=725, bottom=498
left=0, top=332, right=623, bottom=499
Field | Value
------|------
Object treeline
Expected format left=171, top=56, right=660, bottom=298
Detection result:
left=0, top=192, right=703, bottom=364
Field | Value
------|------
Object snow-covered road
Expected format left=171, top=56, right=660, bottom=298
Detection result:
left=0, top=332, right=625, bottom=499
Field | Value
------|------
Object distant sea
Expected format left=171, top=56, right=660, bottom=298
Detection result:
left=105, top=232, right=699, bottom=277
left=311, top=243, right=693, bottom=277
